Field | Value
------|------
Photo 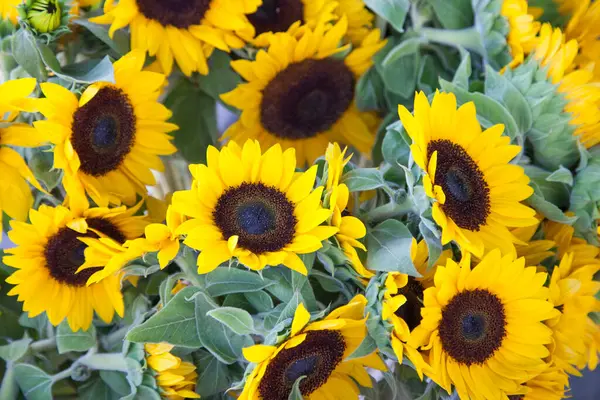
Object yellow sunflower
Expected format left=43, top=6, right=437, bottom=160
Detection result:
left=408, top=250, right=558, bottom=400
left=145, top=343, right=200, bottom=400
left=171, top=139, right=338, bottom=275
left=90, top=0, right=258, bottom=76
left=3, top=203, right=147, bottom=331
left=398, top=91, right=537, bottom=258
left=513, top=216, right=555, bottom=266
left=547, top=252, right=600, bottom=376
left=0, top=0, right=21, bottom=23
left=508, top=363, right=569, bottom=400
left=528, top=23, right=600, bottom=148
left=382, top=239, right=452, bottom=379
left=501, top=0, right=541, bottom=68
left=562, top=0, right=600, bottom=76
left=239, top=295, right=387, bottom=399
left=247, top=0, right=374, bottom=47
left=544, top=219, right=600, bottom=268
left=324, top=142, right=370, bottom=277
left=34, top=50, right=177, bottom=210
left=0, top=78, right=49, bottom=224
left=221, top=18, right=386, bottom=166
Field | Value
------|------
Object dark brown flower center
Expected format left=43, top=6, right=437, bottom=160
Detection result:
left=71, top=86, right=136, bottom=177
left=247, top=0, right=304, bottom=36
left=213, top=182, right=297, bottom=254
left=258, top=330, right=346, bottom=400
left=427, top=139, right=490, bottom=231
left=135, top=0, right=211, bottom=28
left=394, top=277, right=424, bottom=331
left=260, top=58, right=355, bottom=141
left=439, top=289, right=506, bottom=365
left=44, top=218, right=126, bottom=287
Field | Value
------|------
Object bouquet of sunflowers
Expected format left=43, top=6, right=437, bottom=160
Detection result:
left=1, top=0, right=599, bottom=399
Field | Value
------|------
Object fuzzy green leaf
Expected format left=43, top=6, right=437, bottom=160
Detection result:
left=126, top=287, right=202, bottom=348
left=56, top=322, right=96, bottom=354
left=205, top=268, right=276, bottom=297
left=11, top=29, right=47, bottom=80
left=0, top=338, right=31, bottom=362
left=429, top=0, right=474, bottom=29
left=13, top=364, right=53, bottom=400
left=195, top=292, right=253, bottom=364
left=207, top=307, right=256, bottom=335
left=72, top=18, right=129, bottom=56
left=288, top=376, right=306, bottom=400
left=342, top=168, right=386, bottom=192
left=365, top=0, right=410, bottom=32
left=366, top=220, right=418, bottom=275
left=195, top=350, right=232, bottom=397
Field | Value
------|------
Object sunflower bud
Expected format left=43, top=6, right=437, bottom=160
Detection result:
left=25, top=0, right=62, bottom=33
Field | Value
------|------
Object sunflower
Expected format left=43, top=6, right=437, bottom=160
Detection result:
left=221, top=18, right=386, bottom=166
left=324, top=142, right=370, bottom=277
left=0, top=78, right=49, bottom=225
left=528, top=23, right=600, bottom=148
left=501, top=0, right=541, bottom=68
left=0, top=0, right=21, bottom=23
left=544, top=219, right=600, bottom=268
left=239, top=295, right=387, bottom=400
left=34, top=50, right=177, bottom=210
left=90, top=0, right=258, bottom=76
left=398, top=91, right=537, bottom=258
left=247, top=0, right=373, bottom=47
left=408, top=249, right=559, bottom=400
left=3, top=203, right=147, bottom=331
left=172, top=139, right=337, bottom=275
left=512, top=216, right=555, bottom=266
left=507, top=364, right=569, bottom=400
left=382, top=239, right=452, bottom=379
left=546, top=252, right=600, bottom=375
left=145, top=343, right=200, bottom=400
left=561, top=0, right=600, bottom=76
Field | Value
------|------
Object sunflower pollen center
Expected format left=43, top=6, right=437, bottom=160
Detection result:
left=427, top=139, right=491, bottom=231
left=135, top=0, right=211, bottom=28
left=260, top=58, right=355, bottom=141
left=213, top=183, right=297, bottom=254
left=237, top=202, right=275, bottom=235
left=92, top=115, right=118, bottom=148
left=258, top=330, right=346, bottom=400
left=438, top=289, right=506, bottom=365
left=248, top=0, right=304, bottom=36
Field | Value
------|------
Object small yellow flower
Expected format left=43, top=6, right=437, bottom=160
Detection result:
left=145, top=343, right=200, bottom=399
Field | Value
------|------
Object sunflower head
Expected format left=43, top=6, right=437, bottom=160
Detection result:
left=221, top=18, right=386, bottom=166
left=398, top=91, right=537, bottom=258
left=172, top=139, right=337, bottom=275
left=408, top=250, right=558, bottom=399
left=145, top=343, right=200, bottom=399
left=2, top=204, right=148, bottom=330
left=18, top=0, right=70, bottom=38
left=547, top=252, right=600, bottom=375
left=501, top=0, right=541, bottom=68
left=34, top=50, right=177, bottom=210
left=239, top=295, right=386, bottom=400
left=90, top=0, right=258, bottom=76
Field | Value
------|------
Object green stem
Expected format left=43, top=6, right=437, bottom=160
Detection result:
left=176, top=250, right=204, bottom=288
left=419, top=27, right=486, bottom=57
left=102, top=326, right=129, bottom=350
left=0, top=363, right=18, bottom=400
left=51, top=346, right=97, bottom=383
left=365, top=197, right=415, bottom=224
left=30, top=338, right=56, bottom=353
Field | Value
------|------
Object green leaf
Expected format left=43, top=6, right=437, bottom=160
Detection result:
left=194, top=292, right=253, bottom=364
left=207, top=307, right=256, bottom=335
left=287, top=376, right=306, bottom=400
left=382, top=121, right=411, bottom=167
left=164, top=78, right=217, bottom=164
left=99, top=371, right=130, bottom=396
left=11, top=29, right=47, bottom=80
left=205, top=268, right=276, bottom=297
left=439, top=79, right=520, bottom=139
left=0, top=338, right=31, bottom=362
left=484, top=65, right=532, bottom=135
left=134, top=386, right=161, bottom=400
left=428, top=0, right=474, bottom=29
left=275, top=291, right=301, bottom=328
left=195, top=350, right=231, bottom=397
left=13, top=364, right=53, bottom=400
left=72, top=18, right=129, bottom=56
left=365, top=0, right=410, bottom=32
left=366, top=220, right=418, bottom=275
left=56, top=322, right=96, bottom=354
left=244, top=291, right=274, bottom=313
left=342, top=168, right=386, bottom=192
left=195, top=51, right=242, bottom=100
left=78, top=378, right=119, bottom=400
left=127, top=287, right=202, bottom=348
left=452, top=52, right=471, bottom=89
left=379, top=38, right=422, bottom=98
left=356, top=68, right=385, bottom=111
left=546, top=166, right=573, bottom=186
left=37, top=43, right=115, bottom=83
left=28, top=150, right=62, bottom=191
left=526, top=190, right=577, bottom=225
